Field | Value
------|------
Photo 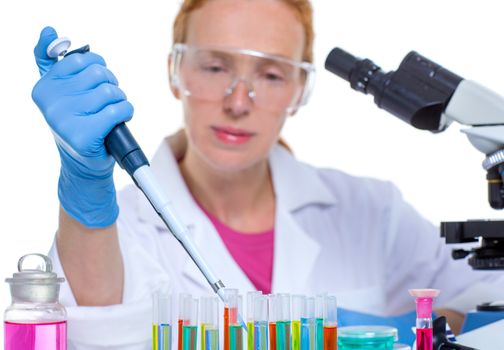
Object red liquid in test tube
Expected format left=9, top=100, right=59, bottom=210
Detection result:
left=408, top=289, right=439, bottom=350
left=269, top=322, right=277, bottom=350
left=224, top=307, right=230, bottom=350
left=416, top=327, right=432, bottom=350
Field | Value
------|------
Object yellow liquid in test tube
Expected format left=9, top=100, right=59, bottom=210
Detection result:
left=153, top=324, right=159, bottom=350
left=247, top=322, right=254, bottom=350
left=201, top=324, right=206, bottom=350
left=292, top=320, right=301, bottom=350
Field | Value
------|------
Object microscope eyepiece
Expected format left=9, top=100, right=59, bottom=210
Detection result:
left=325, top=48, right=358, bottom=82
left=325, top=48, right=386, bottom=96
left=325, top=47, right=464, bottom=131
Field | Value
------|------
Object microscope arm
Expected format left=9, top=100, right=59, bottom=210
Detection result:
left=442, top=79, right=504, bottom=155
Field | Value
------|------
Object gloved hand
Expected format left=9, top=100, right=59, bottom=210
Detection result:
left=32, top=26, right=134, bottom=228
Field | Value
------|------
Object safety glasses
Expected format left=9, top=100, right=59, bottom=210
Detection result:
left=170, top=44, right=315, bottom=114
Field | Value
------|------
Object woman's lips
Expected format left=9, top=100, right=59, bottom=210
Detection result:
left=211, top=126, right=256, bottom=145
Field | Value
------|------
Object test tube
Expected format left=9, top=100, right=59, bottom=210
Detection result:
left=276, top=294, right=291, bottom=350
left=301, top=297, right=315, bottom=350
left=201, top=296, right=219, bottom=350
left=159, top=293, right=173, bottom=350
left=224, top=289, right=239, bottom=350
left=322, top=296, right=337, bottom=350
left=315, top=294, right=326, bottom=350
left=291, top=295, right=305, bottom=350
left=230, top=295, right=244, bottom=350
left=268, top=295, right=278, bottom=350
left=409, top=289, right=440, bottom=350
left=178, top=294, right=191, bottom=350
left=253, top=295, right=268, bottom=350
left=247, top=291, right=262, bottom=350
left=153, top=292, right=159, bottom=350
left=182, top=298, right=198, bottom=350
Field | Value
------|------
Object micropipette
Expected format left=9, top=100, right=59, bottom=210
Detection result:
left=46, top=36, right=247, bottom=329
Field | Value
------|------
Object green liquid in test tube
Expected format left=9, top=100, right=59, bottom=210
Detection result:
left=315, top=294, right=326, bottom=350
left=277, top=320, right=291, bottom=350
left=230, top=324, right=244, bottom=350
left=182, top=298, right=198, bottom=350
left=276, top=294, right=291, bottom=350
left=183, top=326, right=197, bottom=350
left=178, top=294, right=191, bottom=350
left=230, top=295, right=244, bottom=350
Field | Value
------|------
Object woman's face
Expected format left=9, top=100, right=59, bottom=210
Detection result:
left=175, top=0, right=306, bottom=172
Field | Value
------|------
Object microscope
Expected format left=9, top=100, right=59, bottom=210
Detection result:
left=324, top=48, right=504, bottom=349
left=324, top=48, right=504, bottom=273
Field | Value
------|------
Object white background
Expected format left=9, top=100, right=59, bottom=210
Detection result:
left=1, top=0, right=503, bottom=340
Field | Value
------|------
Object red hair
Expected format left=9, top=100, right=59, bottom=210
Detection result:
left=172, top=0, right=314, bottom=62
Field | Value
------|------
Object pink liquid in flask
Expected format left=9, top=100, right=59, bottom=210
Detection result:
left=4, top=320, right=67, bottom=350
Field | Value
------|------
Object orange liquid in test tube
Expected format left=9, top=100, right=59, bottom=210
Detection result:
left=323, top=325, right=337, bottom=350
left=224, top=307, right=230, bottom=350
left=269, top=322, right=277, bottom=350
left=178, top=319, right=184, bottom=350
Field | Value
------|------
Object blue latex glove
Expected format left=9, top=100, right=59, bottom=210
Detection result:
left=338, top=307, right=418, bottom=346
left=32, top=26, right=134, bottom=228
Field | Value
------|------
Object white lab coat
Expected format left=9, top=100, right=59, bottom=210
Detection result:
left=49, top=134, right=504, bottom=349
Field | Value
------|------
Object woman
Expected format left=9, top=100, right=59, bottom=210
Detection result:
left=32, top=0, right=503, bottom=348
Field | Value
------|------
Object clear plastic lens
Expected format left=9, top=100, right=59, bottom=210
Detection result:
left=171, top=44, right=315, bottom=113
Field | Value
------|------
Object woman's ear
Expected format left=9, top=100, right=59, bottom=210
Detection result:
left=168, top=54, right=181, bottom=100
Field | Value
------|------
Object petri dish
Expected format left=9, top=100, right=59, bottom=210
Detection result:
left=338, top=326, right=398, bottom=349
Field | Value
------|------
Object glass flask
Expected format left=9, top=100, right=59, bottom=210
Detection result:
left=4, top=253, right=66, bottom=350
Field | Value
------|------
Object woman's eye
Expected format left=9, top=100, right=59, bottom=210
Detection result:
left=202, top=64, right=226, bottom=73
left=264, top=72, right=285, bottom=82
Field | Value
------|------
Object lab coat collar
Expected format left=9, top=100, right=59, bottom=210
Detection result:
left=136, top=133, right=338, bottom=228
left=269, top=145, right=337, bottom=211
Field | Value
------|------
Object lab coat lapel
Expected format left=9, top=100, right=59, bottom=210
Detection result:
left=268, top=145, right=336, bottom=294
left=272, top=205, right=321, bottom=293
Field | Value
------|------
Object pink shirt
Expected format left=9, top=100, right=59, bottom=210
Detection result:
left=199, top=205, right=274, bottom=294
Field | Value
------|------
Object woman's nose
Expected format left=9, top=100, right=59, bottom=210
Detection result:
left=223, top=79, right=255, bottom=118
